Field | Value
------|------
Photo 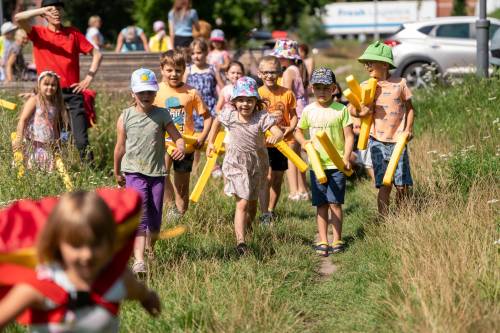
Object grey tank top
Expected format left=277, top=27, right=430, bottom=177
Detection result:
left=121, top=106, right=172, bottom=177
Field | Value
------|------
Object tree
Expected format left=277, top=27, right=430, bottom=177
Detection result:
left=452, top=0, right=467, bottom=16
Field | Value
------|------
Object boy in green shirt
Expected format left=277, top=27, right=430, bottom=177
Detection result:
left=295, top=68, right=354, bottom=256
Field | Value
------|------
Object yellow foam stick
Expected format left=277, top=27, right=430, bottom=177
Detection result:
left=165, top=133, right=198, bottom=145
left=357, top=117, right=372, bottom=150
left=0, top=99, right=16, bottom=110
left=265, top=131, right=308, bottom=173
left=159, top=225, right=187, bottom=240
left=189, top=131, right=225, bottom=202
left=365, top=78, right=378, bottom=104
left=346, top=75, right=363, bottom=100
left=0, top=248, right=37, bottom=268
left=55, top=155, right=74, bottom=191
left=382, top=132, right=409, bottom=187
left=11, top=132, right=25, bottom=178
left=315, top=131, right=353, bottom=177
left=343, top=89, right=362, bottom=111
left=304, top=142, right=327, bottom=184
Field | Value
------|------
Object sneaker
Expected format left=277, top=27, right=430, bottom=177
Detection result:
left=330, top=240, right=345, bottom=254
left=259, top=212, right=272, bottom=226
left=166, top=207, right=182, bottom=220
left=236, top=243, right=250, bottom=255
left=132, top=261, right=147, bottom=274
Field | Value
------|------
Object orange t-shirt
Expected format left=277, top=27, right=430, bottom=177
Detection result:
left=258, top=85, right=296, bottom=142
left=154, top=82, right=208, bottom=135
left=363, top=77, right=412, bottom=143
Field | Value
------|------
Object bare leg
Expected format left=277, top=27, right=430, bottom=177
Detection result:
left=192, top=150, right=201, bottom=174
left=269, top=170, right=284, bottom=212
left=316, top=204, right=329, bottom=244
left=173, top=171, right=191, bottom=214
left=134, top=231, right=147, bottom=263
left=235, top=197, right=249, bottom=244
left=247, top=199, right=257, bottom=230
left=378, top=185, right=392, bottom=217
left=395, top=185, right=409, bottom=208
left=366, top=167, right=375, bottom=183
left=329, top=204, right=343, bottom=242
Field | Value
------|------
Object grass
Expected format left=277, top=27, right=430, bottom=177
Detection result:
left=1, top=76, right=499, bottom=332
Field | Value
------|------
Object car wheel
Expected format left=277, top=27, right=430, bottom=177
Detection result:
left=402, top=62, right=439, bottom=89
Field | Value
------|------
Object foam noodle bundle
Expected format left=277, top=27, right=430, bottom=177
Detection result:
left=358, top=78, right=378, bottom=150
left=346, top=75, right=363, bottom=100
left=189, top=131, right=225, bottom=202
left=265, top=131, right=308, bottom=173
left=343, top=89, right=362, bottom=111
left=315, top=131, right=353, bottom=176
left=304, top=142, right=327, bottom=184
left=0, top=188, right=141, bottom=324
left=382, top=132, right=409, bottom=187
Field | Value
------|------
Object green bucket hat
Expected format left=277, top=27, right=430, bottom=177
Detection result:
left=358, top=41, right=395, bottom=69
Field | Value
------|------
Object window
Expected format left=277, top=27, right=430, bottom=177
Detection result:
left=418, top=25, right=435, bottom=35
left=436, top=24, right=470, bottom=39
left=490, top=24, right=500, bottom=40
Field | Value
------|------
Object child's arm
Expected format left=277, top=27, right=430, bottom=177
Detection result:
left=343, top=124, right=355, bottom=171
left=0, top=284, right=44, bottom=329
left=13, top=96, right=37, bottom=150
left=404, top=99, right=415, bottom=140
left=195, top=112, right=214, bottom=149
left=266, top=125, right=284, bottom=145
left=205, top=118, right=221, bottom=157
left=294, top=128, right=310, bottom=149
left=214, top=69, right=225, bottom=90
left=139, top=30, right=150, bottom=52
left=215, top=93, right=225, bottom=115
left=122, top=269, right=161, bottom=316
left=348, top=103, right=372, bottom=118
left=114, top=33, right=124, bottom=53
left=283, top=107, right=298, bottom=138
left=165, top=122, right=185, bottom=160
left=281, top=68, right=294, bottom=90
left=113, top=114, right=126, bottom=187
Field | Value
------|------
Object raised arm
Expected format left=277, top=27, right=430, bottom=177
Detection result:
left=15, top=7, right=52, bottom=34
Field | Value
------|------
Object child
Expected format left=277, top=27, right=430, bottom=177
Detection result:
left=257, top=55, right=297, bottom=223
left=215, top=61, right=245, bottom=113
left=149, top=20, right=172, bottom=53
left=154, top=50, right=212, bottom=215
left=206, top=77, right=283, bottom=254
left=85, top=15, right=104, bottom=49
left=352, top=41, right=414, bottom=217
left=12, top=71, right=67, bottom=171
left=207, top=29, right=231, bottom=76
left=115, top=25, right=149, bottom=52
left=295, top=68, right=354, bottom=256
left=114, top=68, right=185, bottom=274
left=270, top=39, right=310, bottom=201
left=0, top=191, right=161, bottom=331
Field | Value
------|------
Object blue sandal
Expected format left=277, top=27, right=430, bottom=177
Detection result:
left=314, top=242, right=329, bottom=257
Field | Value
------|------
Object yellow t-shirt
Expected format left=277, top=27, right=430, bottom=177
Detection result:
left=149, top=34, right=171, bottom=52
left=258, top=85, right=296, bottom=142
left=154, top=82, right=208, bottom=135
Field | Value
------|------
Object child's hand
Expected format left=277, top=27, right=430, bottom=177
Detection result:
left=301, top=140, right=312, bottom=150
left=404, top=129, right=414, bottom=141
left=206, top=143, right=215, bottom=157
left=343, top=158, right=352, bottom=171
left=115, top=174, right=126, bottom=187
left=358, top=104, right=373, bottom=118
left=282, top=126, right=293, bottom=138
left=170, top=144, right=185, bottom=161
left=12, top=139, right=22, bottom=151
left=266, top=134, right=281, bottom=145
left=194, top=137, right=205, bottom=149
left=141, top=290, right=161, bottom=317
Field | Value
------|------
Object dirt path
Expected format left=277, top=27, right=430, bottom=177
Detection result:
left=315, top=233, right=338, bottom=278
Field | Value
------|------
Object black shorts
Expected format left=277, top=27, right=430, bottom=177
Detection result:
left=174, top=35, right=193, bottom=49
left=267, top=147, right=288, bottom=171
left=173, top=153, right=194, bottom=173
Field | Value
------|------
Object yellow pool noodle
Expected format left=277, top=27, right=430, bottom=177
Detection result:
left=365, top=78, right=378, bottom=104
left=165, top=133, right=199, bottom=145
left=265, top=131, right=308, bottom=173
left=189, top=131, right=225, bottom=203
left=315, top=131, right=353, bottom=177
left=382, top=132, right=409, bottom=187
left=343, top=89, right=362, bottom=111
left=0, top=248, right=37, bottom=268
left=0, top=99, right=16, bottom=110
left=304, top=142, right=327, bottom=184
left=346, top=75, right=362, bottom=100
left=11, top=132, right=25, bottom=178
left=55, top=155, right=74, bottom=191
left=357, top=78, right=378, bottom=150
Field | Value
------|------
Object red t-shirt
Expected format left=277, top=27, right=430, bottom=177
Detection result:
left=28, top=26, right=93, bottom=88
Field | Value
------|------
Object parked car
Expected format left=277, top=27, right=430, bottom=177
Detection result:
left=385, top=16, right=500, bottom=88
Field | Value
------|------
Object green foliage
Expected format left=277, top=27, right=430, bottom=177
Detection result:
left=489, top=8, right=500, bottom=20
left=297, top=6, right=328, bottom=45
left=452, top=0, right=467, bottom=16
left=132, top=0, right=174, bottom=36
left=213, top=0, right=263, bottom=45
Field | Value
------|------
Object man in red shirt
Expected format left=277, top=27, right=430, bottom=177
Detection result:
left=15, top=0, right=102, bottom=161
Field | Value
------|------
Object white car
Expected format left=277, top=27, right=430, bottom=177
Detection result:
left=385, top=16, right=500, bottom=88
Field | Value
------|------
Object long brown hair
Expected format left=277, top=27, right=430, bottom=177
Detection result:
left=172, top=0, right=191, bottom=20
left=36, top=72, right=69, bottom=138
left=37, top=191, right=116, bottom=264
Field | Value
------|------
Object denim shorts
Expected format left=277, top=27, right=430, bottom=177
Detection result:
left=369, top=137, right=413, bottom=188
left=310, top=169, right=346, bottom=206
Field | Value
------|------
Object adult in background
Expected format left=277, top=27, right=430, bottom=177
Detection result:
left=86, top=15, right=104, bottom=49
left=4, top=29, right=37, bottom=82
left=168, top=0, right=200, bottom=49
left=0, top=22, right=18, bottom=81
left=115, top=25, right=149, bottom=53
left=15, top=0, right=103, bottom=161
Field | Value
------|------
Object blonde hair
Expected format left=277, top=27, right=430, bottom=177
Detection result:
left=160, top=49, right=187, bottom=70
left=190, top=38, right=209, bottom=54
left=14, top=29, right=27, bottom=42
left=36, top=72, right=68, bottom=135
left=88, top=15, right=101, bottom=27
left=37, top=191, right=116, bottom=264
left=258, top=55, right=281, bottom=70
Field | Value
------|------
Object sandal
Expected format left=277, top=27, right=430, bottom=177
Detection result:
left=314, top=242, right=329, bottom=257
left=132, top=260, right=147, bottom=275
left=236, top=243, right=250, bottom=256
left=330, top=240, right=345, bottom=254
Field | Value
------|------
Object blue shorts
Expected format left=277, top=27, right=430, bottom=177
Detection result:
left=369, top=137, right=413, bottom=188
left=310, top=169, right=346, bottom=206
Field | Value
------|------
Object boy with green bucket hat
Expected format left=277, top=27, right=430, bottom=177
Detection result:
left=349, top=41, right=415, bottom=218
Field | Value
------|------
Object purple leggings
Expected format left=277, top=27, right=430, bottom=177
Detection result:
left=125, top=173, right=165, bottom=233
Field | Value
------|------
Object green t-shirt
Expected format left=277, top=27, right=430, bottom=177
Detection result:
left=298, top=101, right=352, bottom=169
left=121, top=106, right=172, bottom=176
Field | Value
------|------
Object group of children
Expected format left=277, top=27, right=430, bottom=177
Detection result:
left=3, top=39, right=415, bottom=330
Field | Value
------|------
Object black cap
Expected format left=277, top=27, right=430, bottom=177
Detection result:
left=41, top=0, right=64, bottom=7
